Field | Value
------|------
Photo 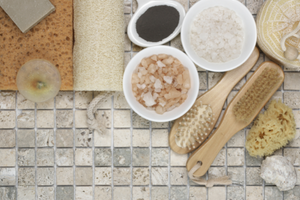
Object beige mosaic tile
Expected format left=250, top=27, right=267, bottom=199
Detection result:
left=114, top=148, right=131, bottom=166
left=56, top=187, right=74, bottom=200
left=0, top=149, right=15, bottom=166
left=0, top=187, right=16, bottom=200
left=132, top=148, right=150, bottom=167
left=133, top=187, right=150, bottom=200
left=113, top=168, right=131, bottom=185
left=227, top=148, right=245, bottom=166
left=208, top=187, right=226, bottom=200
left=0, top=168, right=15, bottom=185
left=246, top=186, right=263, bottom=200
left=18, top=186, right=35, bottom=200
left=114, top=129, right=131, bottom=147
left=171, top=187, right=187, bottom=200
left=171, top=34, right=184, bottom=52
left=208, top=72, right=223, bottom=89
left=284, top=148, right=300, bottom=165
left=37, top=110, right=54, bottom=128
left=211, top=148, right=225, bottom=166
left=189, top=0, right=199, bottom=7
left=152, top=121, right=169, bottom=128
left=151, top=167, right=168, bottom=185
left=0, top=111, right=15, bottom=128
left=76, top=129, right=92, bottom=147
left=18, top=149, right=35, bottom=166
left=152, top=129, right=169, bottom=147
left=132, top=112, right=150, bottom=128
left=251, top=53, right=264, bottom=71
left=124, top=34, right=131, bottom=52
left=287, top=129, right=300, bottom=147
left=76, top=168, right=93, bottom=186
left=228, top=167, right=245, bottom=185
left=175, top=0, right=189, bottom=11
left=0, top=92, right=15, bottom=109
left=75, top=110, right=88, bottom=128
left=228, top=186, right=244, bottom=200
left=265, top=91, right=283, bottom=109
left=37, top=187, right=54, bottom=200
left=95, top=187, right=111, bottom=200
left=95, top=148, right=112, bottom=166
left=37, top=129, right=54, bottom=147
left=171, top=167, right=188, bottom=185
left=56, top=110, right=73, bottom=128
left=152, top=148, right=168, bottom=166
left=124, top=52, right=131, bottom=68
left=246, top=167, right=263, bottom=185
left=56, top=92, right=73, bottom=109
left=18, top=168, right=35, bottom=186
left=265, top=186, right=283, bottom=200
left=284, top=186, right=300, bottom=199
left=94, top=129, right=111, bottom=147
left=284, top=73, right=300, bottom=90
left=56, top=168, right=73, bottom=185
left=198, top=72, right=208, bottom=90
left=133, top=129, right=150, bottom=147
left=190, top=187, right=206, bottom=200
left=56, top=149, right=73, bottom=166
left=114, top=91, right=130, bottom=109
left=56, top=129, right=73, bottom=147
left=18, top=129, right=35, bottom=147
left=133, top=168, right=150, bottom=185
left=0, top=130, right=15, bottom=147
left=114, top=110, right=131, bottom=128
left=227, top=130, right=245, bottom=147
left=95, top=167, right=111, bottom=185
left=75, top=148, right=92, bottom=166
left=284, top=92, right=300, bottom=109
left=95, top=110, right=111, bottom=128
left=37, top=148, right=54, bottom=166
left=114, top=187, right=131, bottom=200
left=208, top=167, right=226, bottom=179
left=227, top=91, right=238, bottom=105
left=17, top=110, right=34, bottom=128
left=152, top=187, right=169, bottom=200
left=17, top=92, right=35, bottom=109
left=171, top=150, right=188, bottom=166
left=246, top=150, right=263, bottom=166
left=36, top=98, right=54, bottom=109
left=37, top=168, right=54, bottom=185
left=75, top=92, right=93, bottom=109
left=293, top=110, right=300, bottom=128
left=75, top=187, right=93, bottom=200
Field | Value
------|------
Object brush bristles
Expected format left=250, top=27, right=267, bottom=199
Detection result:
left=174, top=101, right=214, bottom=150
left=233, top=67, right=282, bottom=122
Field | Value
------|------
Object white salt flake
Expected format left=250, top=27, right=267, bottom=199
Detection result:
left=157, top=60, right=166, bottom=67
left=163, top=76, right=173, bottom=84
left=154, top=79, right=162, bottom=89
left=150, top=75, right=156, bottom=82
left=143, top=92, right=156, bottom=107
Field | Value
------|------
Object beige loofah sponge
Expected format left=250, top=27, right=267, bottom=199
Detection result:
left=246, top=100, right=296, bottom=157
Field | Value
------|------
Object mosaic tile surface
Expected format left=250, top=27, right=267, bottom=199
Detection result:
left=0, top=0, right=299, bottom=199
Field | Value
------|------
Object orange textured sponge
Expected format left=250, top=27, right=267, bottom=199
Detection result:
left=0, top=0, right=73, bottom=91
left=246, top=100, right=296, bottom=157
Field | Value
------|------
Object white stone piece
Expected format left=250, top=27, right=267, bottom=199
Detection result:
left=260, top=155, right=296, bottom=191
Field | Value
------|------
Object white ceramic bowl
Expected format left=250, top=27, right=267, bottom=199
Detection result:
left=127, top=0, right=185, bottom=47
left=123, top=46, right=199, bottom=122
left=181, top=0, right=257, bottom=72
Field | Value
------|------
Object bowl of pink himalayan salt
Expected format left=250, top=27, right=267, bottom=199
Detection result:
left=123, top=46, right=199, bottom=122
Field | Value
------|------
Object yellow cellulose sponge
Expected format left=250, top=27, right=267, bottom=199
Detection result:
left=246, top=100, right=296, bottom=157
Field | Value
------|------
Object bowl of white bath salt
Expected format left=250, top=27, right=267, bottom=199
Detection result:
left=123, top=46, right=199, bottom=122
left=181, top=0, right=257, bottom=72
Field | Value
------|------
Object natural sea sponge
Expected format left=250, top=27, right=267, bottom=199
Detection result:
left=246, top=100, right=296, bottom=157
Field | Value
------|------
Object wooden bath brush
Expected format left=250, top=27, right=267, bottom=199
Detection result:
left=186, top=61, right=284, bottom=177
left=169, top=47, right=260, bottom=154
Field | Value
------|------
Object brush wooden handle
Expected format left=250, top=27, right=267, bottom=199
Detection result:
left=169, top=47, right=260, bottom=154
left=186, top=62, right=285, bottom=177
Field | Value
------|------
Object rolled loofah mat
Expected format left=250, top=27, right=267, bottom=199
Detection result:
left=0, top=0, right=73, bottom=91
left=246, top=100, right=296, bottom=157
left=73, top=0, right=124, bottom=91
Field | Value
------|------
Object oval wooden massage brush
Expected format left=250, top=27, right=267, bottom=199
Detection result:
left=169, top=47, right=260, bottom=154
left=186, top=61, right=284, bottom=177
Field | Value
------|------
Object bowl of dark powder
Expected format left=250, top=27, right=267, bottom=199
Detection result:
left=127, top=0, right=185, bottom=47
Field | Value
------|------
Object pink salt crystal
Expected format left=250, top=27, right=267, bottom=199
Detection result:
left=132, top=73, right=139, bottom=84
left=158, top=54, right=168, bottom=59
left=138, top=72, right=142, bottom=79
left=182, top=70, right=191, bottom=89
left=141, top=58, right=148, bottom=68
left=155, top=105, right=165, bottom=114
left=154, top=79, right=162, bottom=89
left=149, top=75, right=156, bottom=82
left=162, top=57, right=174, bottom=65
left=177, top=74, right=183, bottom=85
left=153, top=92, right=159, bottom=100
left=143, top=92, right=156, bottom=106
left=151, top=55, right=158, bottom=61
left=163, top=76, right=173, bottom=84
left=164, top=88, right=181, bottom=99
left=157, top=61, right=166, bottom=68
left=148, top=64, right=157, bottom=74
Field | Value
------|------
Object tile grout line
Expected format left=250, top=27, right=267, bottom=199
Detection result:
left=73, top=91, right=76, bottom=200
left=54, top=96, right=57, bottom=200
left=149, top=121, right=152, bottom=200
left=130, top=108, right=133, bottom=199
left=92, top=92, right=95, bottom=200
left=168, top=121, right=171, bottom=199
left=15, top=91, right=18, bottom=199
left=111, top=94, right=115, bottom=200
left=34, top=102, right=37, bottom=200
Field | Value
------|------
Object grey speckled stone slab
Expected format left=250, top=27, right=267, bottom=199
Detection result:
left=0, top=0, right=55, bottom=33
left=0, top=187, right=16, bottom=200
left=56, top=187, right=74, bottom=200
